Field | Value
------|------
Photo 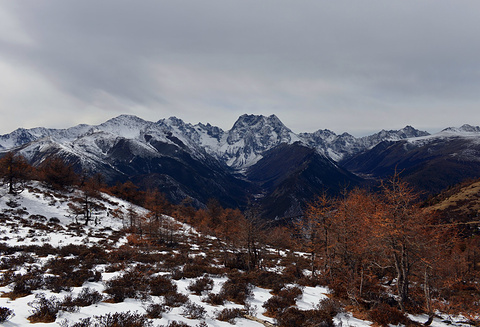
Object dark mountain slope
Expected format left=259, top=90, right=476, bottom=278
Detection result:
left=342, top=136, right=480, bottom=194
left=247, top=142, right=363, bottom=219
left=12, top=134, right=252, bottom=210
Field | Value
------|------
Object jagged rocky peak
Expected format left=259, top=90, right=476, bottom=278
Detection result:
left=220, top=114, right=297, bottom=169
left=195, top=122, right=224, bottom=140
left=156, top=117, right=205, bottom=146
left=160, top=116, right=187, bottom=127
left=360, top=125, right=429, bottom=147
left=231, top=114, right=285, bottom=130
left=397, top=125, right=430, bottom=138
left=156, top=117, right=193, bottom=137
left=228, top=114, right=294, bottom=144
left=312, top=129, right=337, bottom=138
left=0, top=128, right=38, bottom=149
left=311, top=129, right=344, bottom=143
left=0, top=123, right=94, bottom=150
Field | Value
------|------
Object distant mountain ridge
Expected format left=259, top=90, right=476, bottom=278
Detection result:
left=341, top=123, right=480, bottom=194
left=0, top=114, right=430, bottom=169
left=1, top=114, right=480, bottom=219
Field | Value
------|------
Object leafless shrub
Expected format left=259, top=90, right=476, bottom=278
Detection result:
left=29, top=214, right=47, bottom=222
left=263, top=286, right=303, bottom=318
left=148, top=274, right=177, bottom=296
left=164, top=291, right=188, bottom=307
left=0, top=254, right=32, bottom=270
left=248, top=270, right=287, bottom=293
left=94, top=311, right=153, bottom=327
left=160, top=321, right=190, bottom=327
left=104, top=270, right=148, bottom=302
left=59, top=294, right=79, bottom=313
left=315, top=298, right=343, bottom=319
left=58, top=317, right=93, bottom=327
left=30, top=243, right=56, bottom=256
left=0, top=307, right=14, bottom=322
left=27, top=293, right=60, bottom=323
left=220, top=274, right=253, bottom=305
left=0, top=269, right=14, bottom=287
left=181, top=263, right=207, bottom=278
left=59, top=311, right=154, bottom=327
left=188, top=276, right=214, bottom=295
left=49, top=217, right=61, bottom=224
left=367, top=303, right=408, bottom=327
left=203, top=292, right=225, bottom=306
left=74, top=287, right=104, bottom=306
left=277, top=286, right=303, bottom=301
left=170, top=268, right=183, bottom=280
left=45, top=257, right=78, bottom=276
left=263, top=295, right=294, bottom=317
left=181, top=301, right=206, bottom=319
left=44, top=276, right=73, bottom=293
left=145, top=303, right=168, bottom=319
left=275, top=307, right=306, bottom=327
left=9, top=270, right=44, bottom=299
left=216, top=308, right=245, bottom=323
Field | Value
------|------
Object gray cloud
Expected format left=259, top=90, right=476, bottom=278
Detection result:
left=1, top=0, right=480, bottom=136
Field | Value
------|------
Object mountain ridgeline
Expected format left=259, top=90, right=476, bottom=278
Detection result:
left=1, top=114, right=480, bottom=219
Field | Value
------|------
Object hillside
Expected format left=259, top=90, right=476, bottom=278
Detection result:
left=0, top=182, right=336, bottom=326
left=0, top=181, right=477, bottom=326
left=342, top=127, right=480, bottom=195
left=426, top=179, right=480, bottom=214
left=423, top=178, right=480, bottom=236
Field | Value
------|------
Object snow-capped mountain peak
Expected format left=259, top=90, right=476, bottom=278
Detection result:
left=93, top=114, right=152, bottom=139
left=222, top=114, right=301, bottom=168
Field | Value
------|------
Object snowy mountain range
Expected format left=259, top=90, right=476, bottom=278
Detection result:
left=1, top=114, right=480, bottom=218
left=0, top=114, right=430, bottom=169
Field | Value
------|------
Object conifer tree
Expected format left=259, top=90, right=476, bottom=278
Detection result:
left=0, top=152, right=32, bottom=195
left=39, top=156, right=78, bottom=190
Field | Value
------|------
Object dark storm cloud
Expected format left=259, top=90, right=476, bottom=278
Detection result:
left=1, top=1, right=480, bottom=135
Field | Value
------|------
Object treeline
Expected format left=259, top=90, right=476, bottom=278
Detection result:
left=1, top=152, right=479, bottom=318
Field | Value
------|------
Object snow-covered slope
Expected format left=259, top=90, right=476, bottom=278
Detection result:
left=0, top=182, right=474, bottom=327
left=299, top=125, right=430, bottom=162
left=407, top=124, right=480, bottom=146
left=0, top=182, right=148, bottom=247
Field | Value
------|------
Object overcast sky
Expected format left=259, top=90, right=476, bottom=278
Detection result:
left=1, top=1, right=480, bottom=136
